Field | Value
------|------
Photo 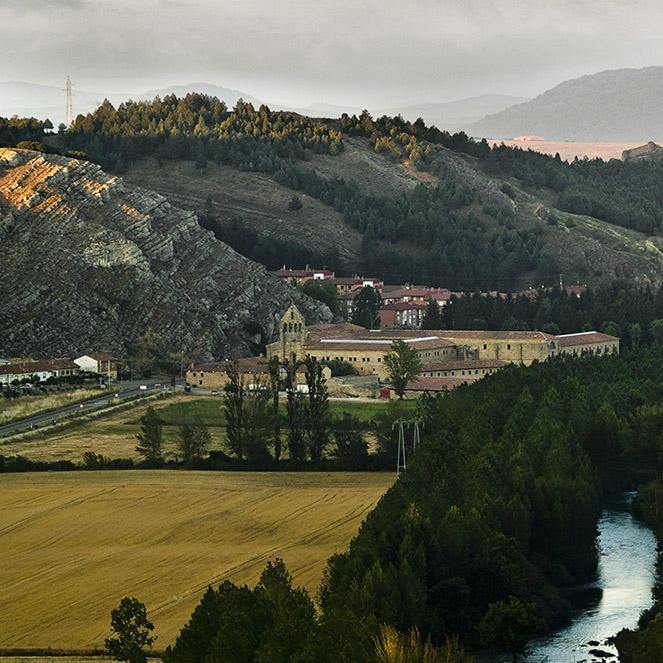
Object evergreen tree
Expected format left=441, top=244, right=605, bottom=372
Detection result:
left=352, top=286, right=382, bottom=330
left=135, top=406, right=164, bottom=463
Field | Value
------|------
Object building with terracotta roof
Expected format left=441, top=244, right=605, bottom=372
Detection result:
left=440, top=330, right=559, bottom=364
left=0, top=359, right=80, bottom=385
left=270, top=267, right=335, bottom=284
left=556, top=332, right=620, bottom=357
left=266, top=305, right=461, bottom=380
left=420, top=358, right=509, bottom=379
left=74, top=353, right=118, bottom=379
left=379, top=301, right=427, bottom=328
left=186, top=356, right=272, bottom=390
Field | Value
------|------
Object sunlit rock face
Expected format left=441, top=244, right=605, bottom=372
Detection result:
left=0, top=149, right=332, bottom=359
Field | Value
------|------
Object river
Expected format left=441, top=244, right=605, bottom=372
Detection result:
left=525, top=492, right=658, bottom=662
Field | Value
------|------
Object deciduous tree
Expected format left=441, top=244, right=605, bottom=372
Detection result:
left=384, top=339, right=422, bottom=399
left=105, top=597, right=155, bottom=663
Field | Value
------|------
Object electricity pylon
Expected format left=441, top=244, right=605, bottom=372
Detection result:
left=393, top=417, right=422, bottom=476
left=65, top=76, right=73, bottom=127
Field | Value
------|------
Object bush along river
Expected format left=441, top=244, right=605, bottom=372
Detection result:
left=525, top=492, right=657, bottom=663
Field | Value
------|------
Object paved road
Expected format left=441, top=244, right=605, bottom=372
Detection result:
left=0, top=380, right=179, bottom=438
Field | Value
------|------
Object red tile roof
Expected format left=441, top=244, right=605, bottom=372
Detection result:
left=556, top=331, right=619, bottom=347
left=403, top=376, right=476, bottom=392
left=192, top=357, right=270, bottom=373
left=422, top=359, right=509, bottom=371
left=441, top=330, right=556, bottom=341
left=0, top=359, right=79, bottom=376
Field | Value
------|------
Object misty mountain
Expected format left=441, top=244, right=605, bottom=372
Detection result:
left=138, top=82, right=266, bottom=109
left=374, top=95, right=529, bottom=133
left=1, top=80, right=525, bottom=135
left=463, top=66, right=663, bottom=142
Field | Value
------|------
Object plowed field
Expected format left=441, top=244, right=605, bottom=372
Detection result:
left=0, top=470, right=393, bottom=650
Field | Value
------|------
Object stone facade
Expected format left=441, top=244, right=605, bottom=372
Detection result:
left=439, top=331, right=559, bottom=365
left=187, top=357, right=271, bottom=390
left=556, top=331, right=620, bottom=357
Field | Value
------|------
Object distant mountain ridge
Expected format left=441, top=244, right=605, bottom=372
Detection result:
left=463, top=66, right=663, bottom=142
left=0, top=80, right=525, bottom=134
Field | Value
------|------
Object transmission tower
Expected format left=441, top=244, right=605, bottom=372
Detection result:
left=393, top=417, right=422, bottom=476
left=65, top=76, right=73, bottom=127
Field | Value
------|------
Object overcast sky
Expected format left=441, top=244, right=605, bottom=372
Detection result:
left=2, top=0, right=663, bottom=108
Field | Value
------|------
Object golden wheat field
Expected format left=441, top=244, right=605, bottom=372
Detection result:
left=0, top=470, right=393, bottom=651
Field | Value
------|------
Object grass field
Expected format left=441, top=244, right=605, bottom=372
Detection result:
left=0, top=395, right=415, bottom=463
left=0, top=470, right=393, bottom=650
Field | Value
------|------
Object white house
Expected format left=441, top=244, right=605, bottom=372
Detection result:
left=74, top=353, right=118, bottom=379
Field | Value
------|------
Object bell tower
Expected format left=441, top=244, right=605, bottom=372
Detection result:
left=279, top=304, right=307, bottom=364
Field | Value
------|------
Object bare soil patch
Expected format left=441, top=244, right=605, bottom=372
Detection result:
left=0, top=470, right=393, bottom=650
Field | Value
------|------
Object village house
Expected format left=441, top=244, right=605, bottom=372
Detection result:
left=74, top=353, right=118, bottom=380
left=294, top=363, right=332, bottom=392
left=186, top=356, right=272, bottom=390
left=379, top=301, right=427, bottom=328
left=0, top=359, right=80, bottom=385
left=270, top=267, right=335, bottom=284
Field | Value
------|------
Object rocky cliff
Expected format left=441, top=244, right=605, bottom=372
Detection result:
left=0, top=149, right=333, bottom=360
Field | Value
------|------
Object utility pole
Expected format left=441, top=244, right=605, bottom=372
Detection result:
left=65, top=76, right=74, bottom=127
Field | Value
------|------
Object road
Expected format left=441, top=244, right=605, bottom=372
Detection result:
left=0, top=381, right=178, bottom=438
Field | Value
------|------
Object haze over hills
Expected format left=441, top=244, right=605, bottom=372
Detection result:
left=375, top=95, right=529, bottom=133
left=464, top=66, right=663, bottom=142
left=1, top=80, right=525, bottom=135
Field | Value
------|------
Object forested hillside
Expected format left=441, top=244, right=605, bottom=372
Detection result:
left=162, top=347, right=663, bottom=662
left=39, top=93, right=663, bottom=291
left=6, top=93, right=663, bottom=290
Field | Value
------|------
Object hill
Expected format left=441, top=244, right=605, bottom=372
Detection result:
left=0, top=148, right=332, bottom=360
left=376, top=94, right=529, bottom=133
left=9, top=94, right=663, bottom=300
left=464, top=66, right=663, bottom=142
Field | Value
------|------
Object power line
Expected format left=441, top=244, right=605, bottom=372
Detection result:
left=65, top=76, right=74, bottom=127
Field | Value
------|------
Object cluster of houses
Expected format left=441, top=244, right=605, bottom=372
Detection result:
left=0, top=353, right=118, bottom=386
left=187, top=304, right=620, bottom=399
left=269, top=266, right=586, bottom=329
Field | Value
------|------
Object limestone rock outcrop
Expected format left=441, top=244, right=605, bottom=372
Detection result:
left=0, top=149, right=333, bottom=359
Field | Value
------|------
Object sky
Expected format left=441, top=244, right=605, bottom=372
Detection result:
left=2, top=0, right=663, bottom=108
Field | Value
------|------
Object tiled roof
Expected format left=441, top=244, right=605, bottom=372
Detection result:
left=380, top=302, right=427, bottom=311
left=556, top=331, right=619, bottom=347
left=192, top=357, right=270, bottom=373
left=382, top=288, right=430, bottom=299
left=403, top=376, right=476, bottom=391
left=306, top=336, right=455, bottom=352
left=0, top=359, right=79, bottom=376
left=421, top=359, right=509, bottom=371
left=441, top=330, right=556, bottom=341
left=81, top=352, right=117, bottom=361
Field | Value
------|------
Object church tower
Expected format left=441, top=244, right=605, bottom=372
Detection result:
left=267, top=304, right=307, bottom=364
